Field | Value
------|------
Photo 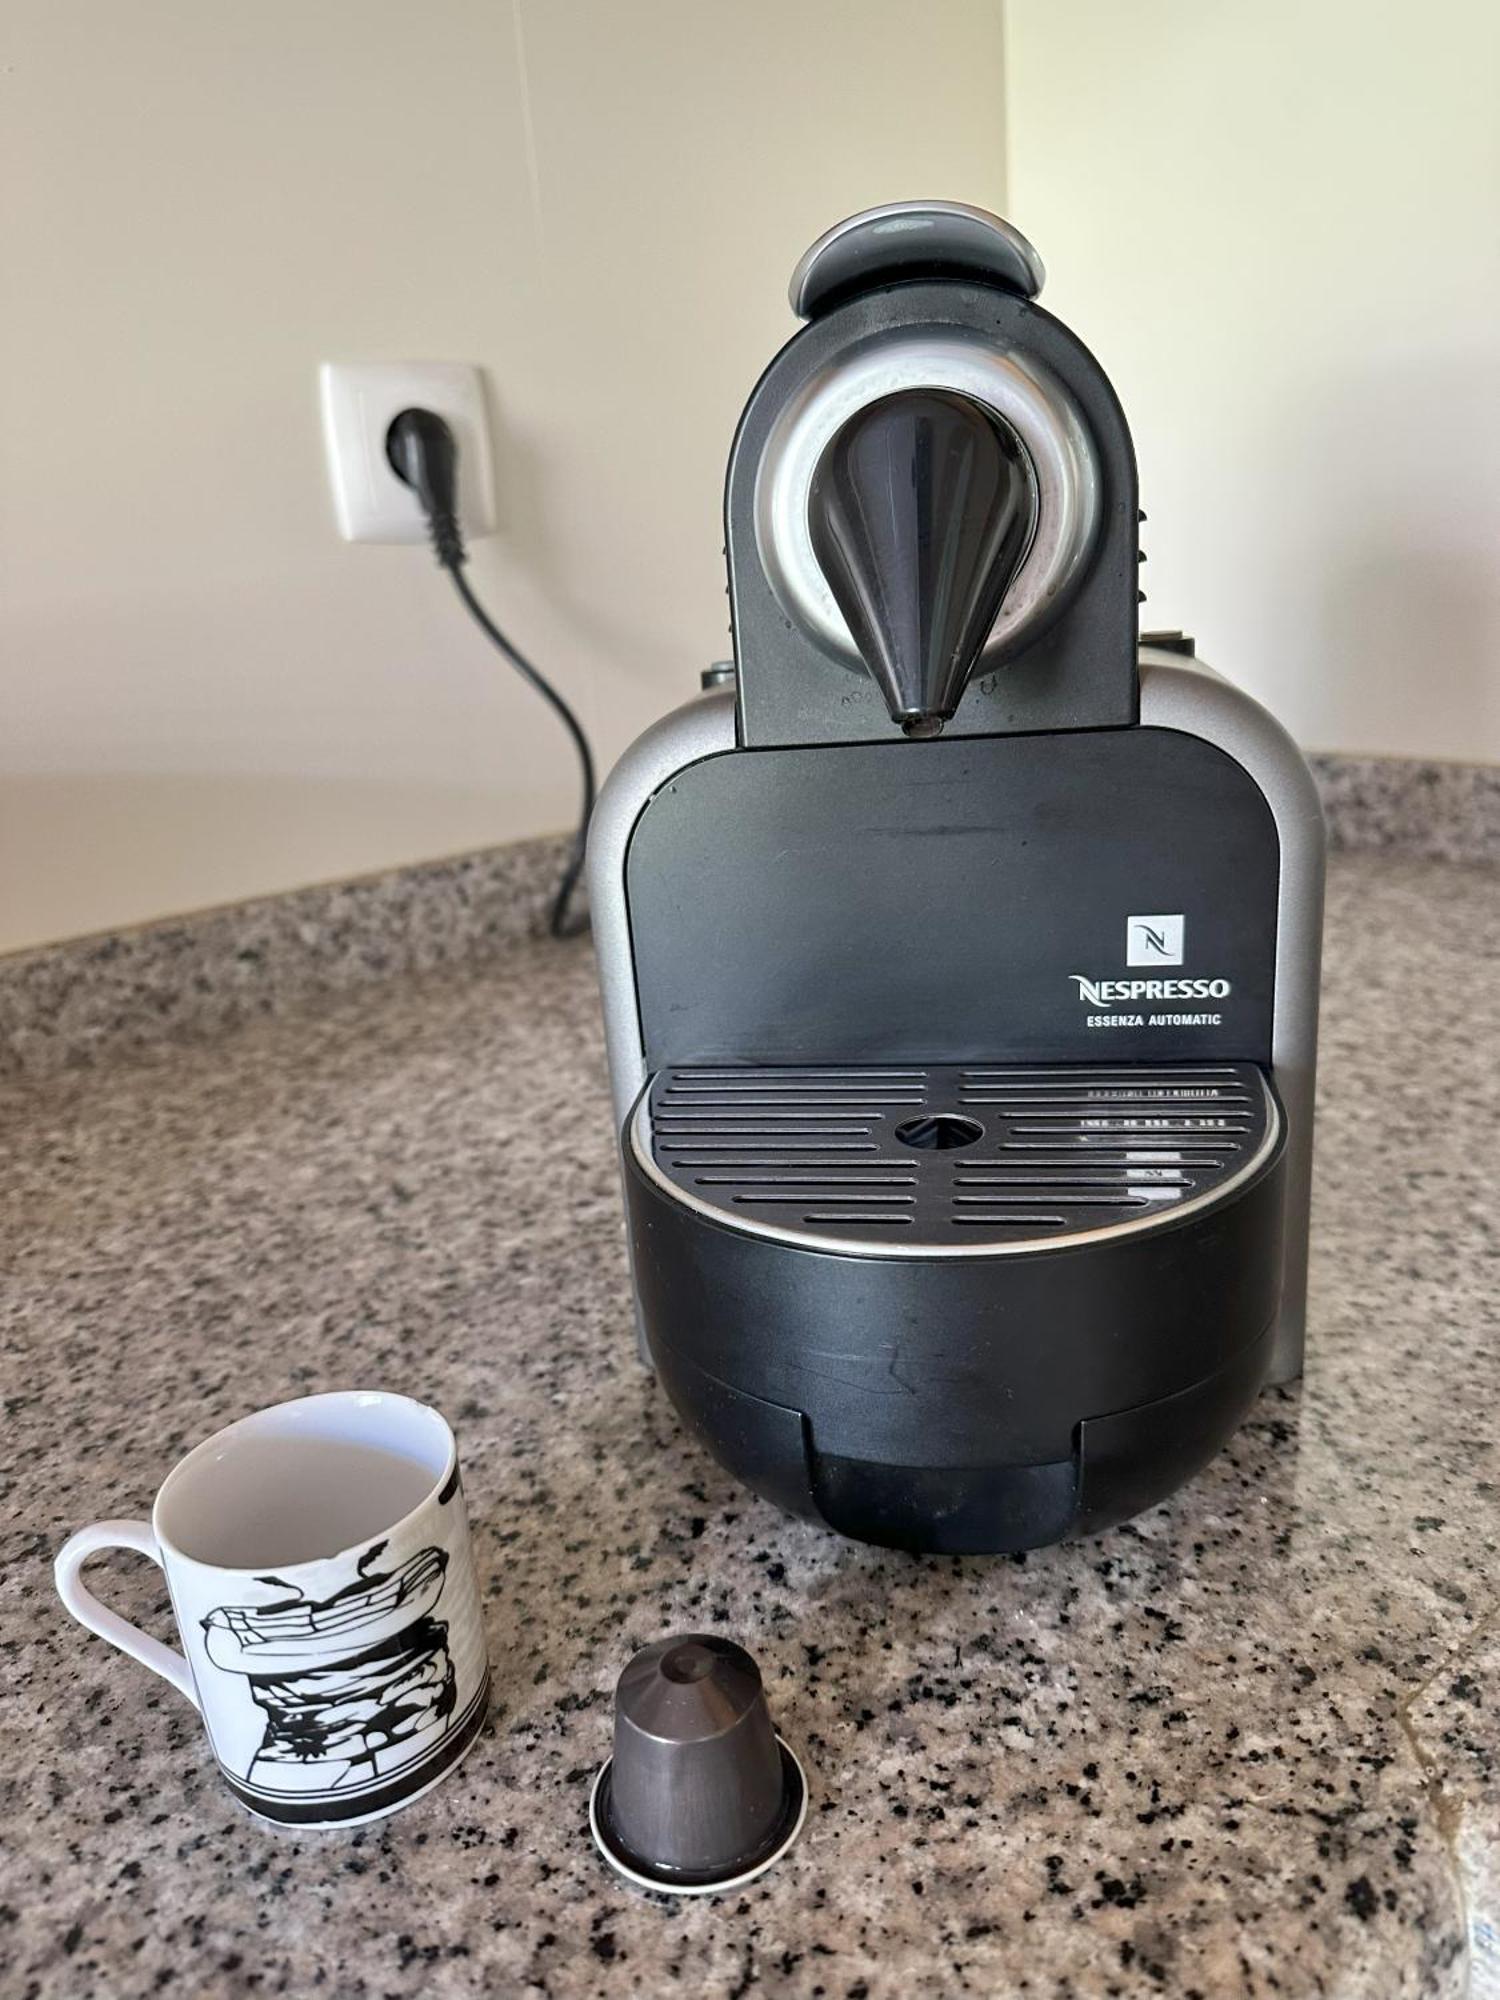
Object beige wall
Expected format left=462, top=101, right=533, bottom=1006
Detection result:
left=0, top=1, right=1007, bottom=950
left=1005, top=0, right=1500, bottom=764
left=12, top=2, right=1494, bottom=956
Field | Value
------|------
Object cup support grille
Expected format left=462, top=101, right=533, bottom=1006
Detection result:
left=631, top=1061, right=1279, bottom=1257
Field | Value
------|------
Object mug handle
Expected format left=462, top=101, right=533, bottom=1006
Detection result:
left=54, top=1521, right=199, bottom=1708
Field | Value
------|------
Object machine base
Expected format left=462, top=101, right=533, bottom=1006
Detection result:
left=625, top=1061, right=1287, bottom=1555
left=651, top=1318, right=1274, bottom=1555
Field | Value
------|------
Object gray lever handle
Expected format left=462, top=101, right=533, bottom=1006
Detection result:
left=790, top=201, right=1045, bottom=319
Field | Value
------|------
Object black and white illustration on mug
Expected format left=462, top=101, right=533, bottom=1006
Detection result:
left=201, top=1542, right=457, bottom=1795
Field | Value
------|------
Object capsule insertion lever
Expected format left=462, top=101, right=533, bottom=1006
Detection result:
left=807, top=388, right=1038, bottom=737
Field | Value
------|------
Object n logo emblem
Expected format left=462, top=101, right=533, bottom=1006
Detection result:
left=1126, top=914, right=1185, bottom=966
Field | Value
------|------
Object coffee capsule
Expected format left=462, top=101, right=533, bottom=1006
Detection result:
left=589, top=1633, right=807, bottom=1893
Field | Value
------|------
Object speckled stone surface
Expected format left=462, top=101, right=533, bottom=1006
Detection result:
left=0, top=833, right=571, bottom=1080
left=2, top=849, right=1496, bottom=1999
left=1310, top=755, right=1500, bottom=868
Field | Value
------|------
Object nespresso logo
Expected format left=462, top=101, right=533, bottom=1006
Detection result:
left=1070, top=976, right=1232, bottom=1007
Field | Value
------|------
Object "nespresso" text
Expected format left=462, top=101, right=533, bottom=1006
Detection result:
left=1069, top=975, right=1232, bottom=1008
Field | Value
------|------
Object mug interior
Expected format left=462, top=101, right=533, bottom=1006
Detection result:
left=154, top=1391, right=454, bottom=1570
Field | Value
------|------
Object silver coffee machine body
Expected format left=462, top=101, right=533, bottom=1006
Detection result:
left=588, top=205, right=1324, bottom=1554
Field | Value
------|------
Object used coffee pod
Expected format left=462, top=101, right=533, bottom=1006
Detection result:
left=589, top=1633, right=807, bottom=1894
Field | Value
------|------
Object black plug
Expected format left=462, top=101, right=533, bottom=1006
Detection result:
left=386, top=407, right=466, bottom=569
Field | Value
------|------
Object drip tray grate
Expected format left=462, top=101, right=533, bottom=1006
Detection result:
left=632, top=1061, right=1279, bottom=1255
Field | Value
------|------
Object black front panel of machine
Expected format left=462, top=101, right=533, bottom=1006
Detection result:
left=627, top=727, right=1278, bottom=1069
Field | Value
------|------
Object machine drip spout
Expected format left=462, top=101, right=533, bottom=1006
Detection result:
left=807, top=388, right=1038, bottom=737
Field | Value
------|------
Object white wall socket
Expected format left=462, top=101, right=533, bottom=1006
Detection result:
left=319, top=361, right=497, bottom=545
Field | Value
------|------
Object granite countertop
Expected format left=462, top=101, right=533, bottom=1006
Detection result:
left=2, top=848, right=1497, bottom=1999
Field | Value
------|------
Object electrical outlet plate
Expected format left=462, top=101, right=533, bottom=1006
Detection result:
left=319, top=361, right=497, bottom=544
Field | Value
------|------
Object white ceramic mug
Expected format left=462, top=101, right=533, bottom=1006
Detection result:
left=55, top=1391, right=490, bottom=1828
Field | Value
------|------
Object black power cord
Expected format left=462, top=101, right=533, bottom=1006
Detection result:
left=386, top=407, right=596, bottom=939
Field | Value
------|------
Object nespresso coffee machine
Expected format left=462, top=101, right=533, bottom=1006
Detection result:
left=589, top=203, right=1324, bottom=1554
